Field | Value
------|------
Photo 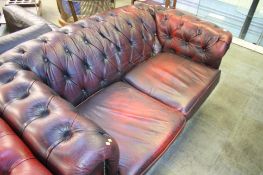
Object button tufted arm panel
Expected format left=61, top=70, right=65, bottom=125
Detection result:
left=0, top=5, right=157, bottom=106
left=0, top=118, right=52, bottom=175
left=155, top=9, right=232, bottom=69
left=0, top=62, right=119, bottom=175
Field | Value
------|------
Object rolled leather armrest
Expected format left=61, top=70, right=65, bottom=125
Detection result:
left=3, top=5, right=58, bottom=32
left=0, top=62, right=119, bottom=175
left=0, top=118, right=52, bottom=175
left=0, top=23, right=52, bottom=55
left=155, top=9, right=232, bottom=69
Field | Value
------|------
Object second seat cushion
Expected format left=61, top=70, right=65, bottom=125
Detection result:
left=76, top=82, right=185, bottom=175
left=124, top=53, right=220, bottom=119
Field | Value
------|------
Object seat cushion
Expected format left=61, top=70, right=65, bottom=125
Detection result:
left=76, top=82, right=185, bottom=175
left=124, top=53, right=220, bottom=119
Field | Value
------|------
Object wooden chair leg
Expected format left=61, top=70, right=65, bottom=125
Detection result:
left=172, top=0, right=177, bottom=8
left=68, top=0, right=78, bottom=22
left=165, top=0, right=170, bottom=8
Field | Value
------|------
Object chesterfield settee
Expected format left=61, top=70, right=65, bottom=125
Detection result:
left=0, top=4, right=232, bottom=175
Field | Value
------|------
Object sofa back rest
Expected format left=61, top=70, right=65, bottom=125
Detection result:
left=155, top=9, right=232, bottom=69
left=0, top=6, right=156, bottom=106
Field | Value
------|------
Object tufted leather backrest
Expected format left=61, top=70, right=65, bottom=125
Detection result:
left=0, top=5, right=156, bottom=106
left=155, top=9, right=232, bottom=69
left=0, top=62, right=119, bottom=174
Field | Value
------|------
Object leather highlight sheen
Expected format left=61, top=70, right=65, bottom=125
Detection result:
left=0, top=4, right=232, bottom=175
left=125, top=53, right=220, bottom=119
left=0, top=118, right=52, bottom=175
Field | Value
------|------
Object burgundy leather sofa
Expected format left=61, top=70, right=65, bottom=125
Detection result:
left=0, top=4, right=232, bottom=175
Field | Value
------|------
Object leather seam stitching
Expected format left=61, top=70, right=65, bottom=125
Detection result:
left=9, top=157, right=36, bottom=174
left=184, top=70, right=220, bottom=117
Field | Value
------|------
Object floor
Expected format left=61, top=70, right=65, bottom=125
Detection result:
left=2, top=0, right=263, bottom=174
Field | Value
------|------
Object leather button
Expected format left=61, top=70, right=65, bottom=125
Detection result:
left=84, top=62, right=91, bottom=70
left=65, top=48, right=70, bottom=54
left=116, top=46, right=121, bottom=52
left=62, top=130, right=72, bottom=140
left=41, top=38, right=48, bottom=43
left=39, top=109, right=49, bottom=117
left=82, top=89, right=88, bottom=96
left=95, top=18, right=101, bottom=22
left=43, top=57, right=49, bottom=63
left=129, top=40, right=134, bottom=46
left=84, top=40, right=89, bottom=44
left=19, top=49, right=25, bottom=54
left=100, top=79, right=107, bottom=86
left=98, top=130, right=105, bottom=135
left=127, top=21, right=133, bottom=28
left=109, top=13, right=115, bottom=16
left=63, top=74, right=69, bottom=79
left=197, top=29, right=202, bottom=35
left=166, top=35, right=172, bottom=39
left=102, top=53, right=107, bottom=58
left=79, top=24, right=85, bottom=28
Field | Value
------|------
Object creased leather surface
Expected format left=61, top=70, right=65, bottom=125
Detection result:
left=0, top=5, right=156, bottom=106
left=0, top=62, right=119, bottom=175
left=125, top=53, right=220, bottom=119
left=155, top=9, right=232, bottom=69
left=0, top=4, right=233, bottom=174
left=0, top=118, right=52, bottom=175
left=77, top=82, right=186, bottom=175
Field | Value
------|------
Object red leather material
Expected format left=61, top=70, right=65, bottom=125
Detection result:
left=0, top=62, right=119, bottom=175
left=0, top=118, right=52, bottom=175
left=77, top=82, right=186, bottom=175
left=0, top=5, right=156, bottom=106
left=125, top=53, right=220, bottom=119
left=0, top=5, right=232, bottom=174
left=155, top=9, right=232, bottom=69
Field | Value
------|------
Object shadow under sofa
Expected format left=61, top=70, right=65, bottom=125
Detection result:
left=0, top=3, right=232, bottom=175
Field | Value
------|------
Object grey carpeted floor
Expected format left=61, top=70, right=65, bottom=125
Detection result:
left=10, top=0, right=263, bottom=174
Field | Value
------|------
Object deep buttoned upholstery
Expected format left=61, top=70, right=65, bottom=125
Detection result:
left=0, top=62, right=119, bottom=175
left=0, top=118, right=52, bottom=175
left=0, top=4, right=232, bottom=175
left=0, top=6, right=157, bottom=106
left=156, top=9, right=232, bottom=69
